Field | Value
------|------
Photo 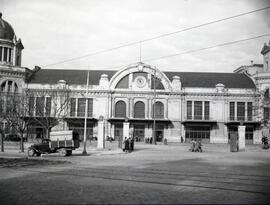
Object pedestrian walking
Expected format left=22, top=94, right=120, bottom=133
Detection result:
left=190, top=139, right=196, bottom=152
left=195, top=140, right=203, bottom=152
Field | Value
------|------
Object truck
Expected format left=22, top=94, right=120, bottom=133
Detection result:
left=28, top=130, right=80, bottom=157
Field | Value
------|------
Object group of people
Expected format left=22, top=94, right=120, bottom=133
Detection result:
left=122, top=137, right=134, bottom=153
left=189, top=139, right=203, bottom=152
left=145, top=137, right=153, bottom=144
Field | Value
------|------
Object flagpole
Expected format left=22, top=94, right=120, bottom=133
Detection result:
left=82, top=70, right=89, bottom=155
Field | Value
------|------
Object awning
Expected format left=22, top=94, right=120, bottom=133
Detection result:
left=182, top=120, right=217, bottom=125
left=64, top=117, right=98, bottom=127
left=108, top=117, right=171, bottom=123
left=225, top=121, right=261, bottom=126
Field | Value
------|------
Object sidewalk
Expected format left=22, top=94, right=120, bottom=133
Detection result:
left=0, top=141, right=268, bottom=159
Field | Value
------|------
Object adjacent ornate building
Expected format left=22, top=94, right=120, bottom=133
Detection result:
left=1, top=13, right=270, bottom=144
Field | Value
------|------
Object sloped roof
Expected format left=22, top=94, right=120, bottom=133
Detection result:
left=164, top=72, right=255, bottom=89
left=29, top=69, right=116, bottom=85
left=29, top=69, right=255, bottom=89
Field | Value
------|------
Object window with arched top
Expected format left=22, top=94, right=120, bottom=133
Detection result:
left=0, top=81, right=18, bottom=93
left=115, top=100, right=126, bottom=118
left=152, top=101, right=164, bottom=119
left=134, top=101, right=145, bottom=118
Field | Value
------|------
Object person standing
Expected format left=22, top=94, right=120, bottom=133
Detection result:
left=130, top=136, right=134, bottom=151
left=261, top=122, right=270, bottom=149
left=124, top=137, right=129, bottom=153
left=122, top=137, right=127, bottom=152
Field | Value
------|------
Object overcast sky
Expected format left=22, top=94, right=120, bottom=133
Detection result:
left=1, top=0, right=270, bottom=72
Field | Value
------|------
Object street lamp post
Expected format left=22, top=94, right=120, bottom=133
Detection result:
left=82, top=71, right=89, bottom=155
left=152, top=67, right=157, bottom=145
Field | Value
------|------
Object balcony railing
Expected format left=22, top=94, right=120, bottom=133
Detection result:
left=228, top=116, right=254, bottom=122
left=185, top=115, right=213, bottom=121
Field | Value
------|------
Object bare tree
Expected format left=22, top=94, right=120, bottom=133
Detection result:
left=0, top=92, right=33, bottom=152
left=25, top=87, right=71, bottom=139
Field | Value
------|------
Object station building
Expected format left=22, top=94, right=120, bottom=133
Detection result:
left=1, top=13, right=270, bottom=144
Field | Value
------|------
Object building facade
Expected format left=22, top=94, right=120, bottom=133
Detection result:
left=1, top=13, right=270, bottom=144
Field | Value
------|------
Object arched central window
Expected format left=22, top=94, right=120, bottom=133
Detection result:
left=134, top=101, right=145, bottom=118
left=115, top=100, right=126, bottom=117
left=1, top=80, right=18, bottom=93
left=152, top=101, right=164, bottom=119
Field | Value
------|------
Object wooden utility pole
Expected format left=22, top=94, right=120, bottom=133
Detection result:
left=82, top=70, right=89, bottom=155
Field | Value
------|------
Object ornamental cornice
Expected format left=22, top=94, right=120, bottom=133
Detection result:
left=184, top=92, right=257, bottom=98
left=0, top=69, right=25, bottom=77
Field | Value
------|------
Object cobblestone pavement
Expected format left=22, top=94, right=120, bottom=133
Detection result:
left=0, top=142, right=270, bottom=204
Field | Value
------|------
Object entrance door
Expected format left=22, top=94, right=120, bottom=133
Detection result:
left=155, top=124, right=164, bottom=142
left=133, top=124, right=145, bottom=142
left=185, top=125, right=210, bottom=143
left=114, top=124, right=123, bottom=148
left=155, top=130, right=163, bottom=142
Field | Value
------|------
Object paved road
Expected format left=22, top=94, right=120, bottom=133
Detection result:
left=0, top=143, right=270, bottom=204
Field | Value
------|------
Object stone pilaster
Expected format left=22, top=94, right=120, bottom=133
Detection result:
left=238, top=125, right=246, bottom=151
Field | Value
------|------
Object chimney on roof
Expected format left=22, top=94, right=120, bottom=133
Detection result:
left=0, top=12, right=2, bottom=19
left=251, top=60, right=253, bottom=66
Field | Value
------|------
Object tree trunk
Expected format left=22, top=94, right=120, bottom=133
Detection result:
left=46, top=128, right=50, bottom=139
left=20, top=134, right=24, bottom=152
left=0, top=132, right=4, bottom=152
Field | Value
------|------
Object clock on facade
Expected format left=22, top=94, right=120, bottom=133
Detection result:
left=135, top=76, right=146, bottom=88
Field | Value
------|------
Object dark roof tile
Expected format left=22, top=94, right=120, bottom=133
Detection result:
left=29, top=69, right=116, bottom=85
left=29, top=69, right=255, bottom=89
left=164, top=72, right=255, bottom=89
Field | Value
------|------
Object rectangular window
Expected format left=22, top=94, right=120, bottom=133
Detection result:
left=230, top=102, right=235, bottom=121
left=8, top=48, right=12, bottom=62
left=36, top=97, right=45, bottom=116
left=87, top=98, right=93, bottom=117
left=194, top=101, right=202, bottom=120
left=29, top=97, right=34, bottom=116
left=264, top=107, right=269, bottom=120
left=77, top=98, right=86, bottom=117
left=247, top=102, right=252, bottom=121
left=0, top=96, right=3, bottom=114
left=237, top=102, right=245, bottom=121
left=45, top=97, right=51, bottom=116
left=70, top=98, right=76, bottom=117
left=187, top=101, right=192, bottom=120
left=0, top=47, right=2, bottom=61
left=3, top=47, right=8, bottom=61
left=204, top=101, right=209, bottom=120
left=7, top=81, right=12, bottom=92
